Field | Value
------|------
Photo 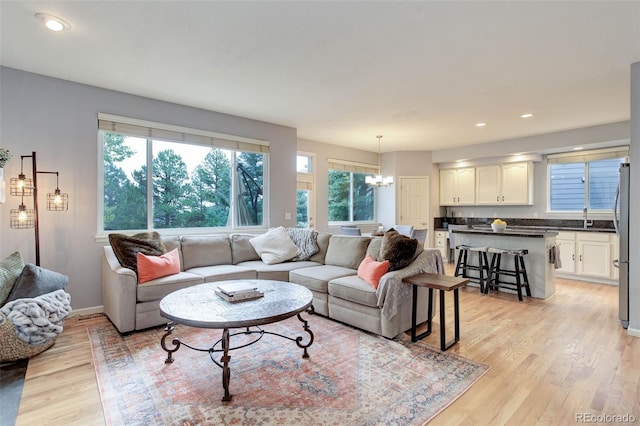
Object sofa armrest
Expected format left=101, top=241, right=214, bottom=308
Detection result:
left=102, top=246, right=138, bottom=333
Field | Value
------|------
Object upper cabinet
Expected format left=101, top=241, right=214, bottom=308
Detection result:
left=439, top=167, right=475, bottom=206
left=475, top=162, right=533, bottom=205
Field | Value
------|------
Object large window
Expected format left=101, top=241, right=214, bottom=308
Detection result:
left=99, top=115, right=268, bottom=232
left=296, top=154, right=314, bottom=228
left=327, top=159, right=376, bottom=223
left=548, top=148, right=628, bottom=212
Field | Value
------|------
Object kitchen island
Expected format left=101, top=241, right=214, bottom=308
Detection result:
left=451, top=227, right=558, bottom=299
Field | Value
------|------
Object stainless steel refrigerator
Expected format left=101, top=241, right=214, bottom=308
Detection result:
left=613, top=162, right=630, bottom=329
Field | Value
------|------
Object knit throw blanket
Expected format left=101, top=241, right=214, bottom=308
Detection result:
left=286, top=228, right=319, bottom=261
left=376, top=248, right=445, bottom=320
left=1, top=289, right=72, bottom=345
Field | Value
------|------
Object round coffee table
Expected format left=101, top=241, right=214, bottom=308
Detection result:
left=159, top=279, right=314, bottom=401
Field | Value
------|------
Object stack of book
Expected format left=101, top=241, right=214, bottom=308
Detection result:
left=215, top=282, right=264, bottom=303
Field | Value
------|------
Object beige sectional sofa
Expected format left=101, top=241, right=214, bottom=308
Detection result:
left=102, top=232, right=444, bottom=338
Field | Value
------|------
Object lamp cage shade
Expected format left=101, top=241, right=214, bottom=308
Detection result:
left=47, top=190, right=68, bottom=211
left=10, top=175, right=33, bottom=196
left=10, top=205, right=35, bottom=229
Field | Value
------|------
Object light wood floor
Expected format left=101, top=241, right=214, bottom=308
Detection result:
left=15, top=266, right=640, bottom=425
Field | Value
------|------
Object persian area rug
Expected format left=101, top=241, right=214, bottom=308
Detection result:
left=89, top=315, right=489, bottom=425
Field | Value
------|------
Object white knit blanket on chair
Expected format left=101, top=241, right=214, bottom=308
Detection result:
left=1, top=289, right=72, bottom=345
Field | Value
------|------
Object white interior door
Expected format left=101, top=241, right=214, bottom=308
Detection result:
left=398, top=176, right=429, bottom=229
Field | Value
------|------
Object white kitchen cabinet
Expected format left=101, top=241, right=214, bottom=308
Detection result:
left=577, top=233, right=611, bottom=279
left=555, top=232, right=576, bottom=274
left=434, top=230, right=449, bottom=261
left=555, top=231, right=617, bottom=282
left=475, top=162, right=532, bottom=205
left=439, top=168, right=475, bottom=206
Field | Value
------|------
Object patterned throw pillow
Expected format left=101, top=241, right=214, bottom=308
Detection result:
left=108, top=232, right=166, bottom=274
left=0, top=252, right=25, bottom=306
left=286, top=228, right=319, bottom=261
left=379, top=229, right=419, bottom=271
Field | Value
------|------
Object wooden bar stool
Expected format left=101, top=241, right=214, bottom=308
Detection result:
left=454, top=245, right=490, bottom=293
left=486, top=248, right=531, bottom=301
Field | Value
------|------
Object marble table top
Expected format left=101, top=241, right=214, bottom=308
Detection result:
left=159, top=280, right=313, bottom=329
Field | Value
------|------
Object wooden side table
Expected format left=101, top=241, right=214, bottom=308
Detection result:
left=402, top=273, right=469, bottom=350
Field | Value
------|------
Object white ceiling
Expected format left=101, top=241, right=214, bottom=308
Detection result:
left=1, top=1, right=639, bottom=153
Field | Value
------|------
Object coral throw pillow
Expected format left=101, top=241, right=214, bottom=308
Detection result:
left=357, top=255, right=390, bottom=289
left=136, top=248, right=181, bottom=284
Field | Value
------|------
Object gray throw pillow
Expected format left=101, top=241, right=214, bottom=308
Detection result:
left=108, top=232, right=166, bottom=273
left=0, top=251, right=25, bottom=306
left=379, top=229, right=419, bottom=271
left=6, top=264, right=69, bottom=302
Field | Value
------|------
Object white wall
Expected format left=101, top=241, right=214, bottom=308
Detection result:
left=432, top=123, right=630, bottom=222
left=0, top=67, right=297, bottom=310
left=432, top=121, right=630, bottom=164
left=629, top=62, right=639, bottom=336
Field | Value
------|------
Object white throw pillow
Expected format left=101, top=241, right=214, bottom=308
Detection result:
left=249, top=227, right=300, bottom=265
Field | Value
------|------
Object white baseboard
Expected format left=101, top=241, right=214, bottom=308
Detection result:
left=69, top=305, right=104, bottom=318
left=627, top=326, right=640, bottom=338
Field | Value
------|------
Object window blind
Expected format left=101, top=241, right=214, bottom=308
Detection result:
left=327, top=158, right=378, bottom=174
left=98, top=113, right=269, bottom=154
left=296, top=173, right=314, bottom=190
left=547, top=147, right=628, bottom=164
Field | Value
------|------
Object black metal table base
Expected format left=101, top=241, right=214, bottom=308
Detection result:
left=161, top=310, right=314, bottom=401
left=410, top=286, right=460, bottom=351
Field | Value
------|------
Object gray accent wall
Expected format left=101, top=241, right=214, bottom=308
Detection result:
left=0, top=66, right=297, bottom=310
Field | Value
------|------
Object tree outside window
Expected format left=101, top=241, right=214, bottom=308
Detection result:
left=101, top=131, right=264, bottom=231
left=328, top=170, right=374, bottom=222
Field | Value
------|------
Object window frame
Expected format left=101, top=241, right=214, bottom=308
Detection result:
left=296, top=152, right=315, bottom=229
left=97, top=114, right=269, bottom=235
left=326, top=158, right=378, bottom=225
left=546, top=147, right=629, bottom=214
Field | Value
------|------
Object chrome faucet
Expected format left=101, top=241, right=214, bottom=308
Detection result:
left=583, top=207, right=593, bottom=229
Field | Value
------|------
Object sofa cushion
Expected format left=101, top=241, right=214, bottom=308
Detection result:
left=6, top=264, right=68, bottom=302
left=379, top=230, right=419, bottom=271
left=137, top=249, right=181, bottom=284
left=328, top=275, right=379, bottom=308
left=136, top=272, right=204, bottom=302
left=308, top=233, right=331, bottom=264
left=108, top=232, right=166, bottom=273
left=357, top=255, right=389, bottom=289
left=236, top=260, right=320, bottom=281
left=324, top=235, right=371, bottom=269
left=289, top=265, right=357, bottom=293
left=230, top=234, right=260, bottom=264
left=185, top=264, right=257, bottom=282
left=0, top=251, right=25, bottom=306
left=180, top=235, right=232, bottom=270
left=249, top=227, right=299, bottom=265
left=366, top=237, right=384, bottom=261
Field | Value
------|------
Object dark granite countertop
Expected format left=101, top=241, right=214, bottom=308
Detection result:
left=452, top=227, right=558, bottom=238
left=435, top=218, right=615, bottom=234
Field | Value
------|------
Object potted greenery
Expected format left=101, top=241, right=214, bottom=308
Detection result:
left=0, top=148, right=11, bottom=203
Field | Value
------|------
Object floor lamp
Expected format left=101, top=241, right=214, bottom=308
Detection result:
left=9, top=151, right=69, bottom=266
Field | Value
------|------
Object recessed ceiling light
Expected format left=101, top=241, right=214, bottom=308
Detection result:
left=475, top=122, right=487, bottom=127
left=34, top=13, right=71, bottom=32
left=520, top=113, right=534, bottom=118
left=573, top=147, right=584, bottom=151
